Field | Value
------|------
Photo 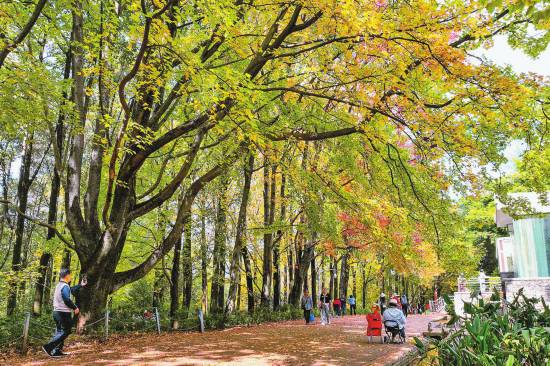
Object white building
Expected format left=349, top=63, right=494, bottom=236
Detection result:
left=495, top=192, right=550, bottom=303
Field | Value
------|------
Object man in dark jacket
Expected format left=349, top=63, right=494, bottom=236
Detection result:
left=42, top=269, right=87, bottom=358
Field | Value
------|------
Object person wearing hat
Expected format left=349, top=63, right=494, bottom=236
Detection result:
left=382, top=298, right=406, bottom=339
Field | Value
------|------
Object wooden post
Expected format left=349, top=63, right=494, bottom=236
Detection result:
left=154, top=307, right=161, bottom=334
left=21, top=312, right=30, bottom=354
left=198, top=309, right=204, bottom=333
left=104, top=309, right=109, bottom=340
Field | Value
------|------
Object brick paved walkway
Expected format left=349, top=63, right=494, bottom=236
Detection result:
left=8, top=313, right=444, bottom=366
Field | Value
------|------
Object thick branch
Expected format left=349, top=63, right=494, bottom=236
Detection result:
left=0, top=0, right=48, bottom=68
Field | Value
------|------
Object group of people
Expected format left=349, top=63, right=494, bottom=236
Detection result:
left=378, top=292, right=409, bottom=316
left=300, top=288, right=410, bottom=339
left=301, top=288, right=358, bottom=325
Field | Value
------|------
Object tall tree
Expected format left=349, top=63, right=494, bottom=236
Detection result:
left=182, top=220, right=193, bottom=313
left=273, top=172, right=285, bottom=309
left=7, top=134, right=34, bottom=315
left=210, top=179, right=228, bottom=313
left=225, top=154, right=254, bottom=315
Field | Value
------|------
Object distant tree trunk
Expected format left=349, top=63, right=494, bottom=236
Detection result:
left=333, top=259, right=339, bottom=299
left=200, top=211, right=208, bottom=313
left=182, top=220, right=192, bottom=313
left=61, top=249, right=71, bottom=270
left=287, top=247, right=294, bottom=291
left=261, top=158, right=274, bottom=306
left=352, top=266, right=356, bottom=298
left=241, top=244, right=255, bottom=313
left=329, top=257, right=335, bottom=299
left=210, top=179, right=228, bottom=313
left=170, top=236, right=182, bottom=329
left=273, top=171, right=285, bottom=310
left=44, top=265, right=53, bottom=310
left=288, top=232, right=316, bottom=306
left=225, top=154, right=253, bottom=315
left=33, top=252, right=52, bottom=316
left=303, top=262, right=309, bottom=292
left=311, top=255, right=317, bottom=302
left=237, top=282, right=241, bottom=311
left=362, top=266, right=366, bottom=309
left=7, top=133, right=33, bottom=316
left=0, top=155, right=11, bottom=271
left=339, top=250, right=350, bottom=299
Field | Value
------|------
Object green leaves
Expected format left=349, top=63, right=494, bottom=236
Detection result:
left=423, top=290, right=550, bottom=365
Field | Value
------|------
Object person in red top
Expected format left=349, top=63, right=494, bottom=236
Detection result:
left=333, top=297, right=341, bottom=316
left=391, top=293, right=402, bottom=309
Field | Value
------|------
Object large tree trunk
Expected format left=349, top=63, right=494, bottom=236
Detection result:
left=225, top=154, right=254, bottom=315
left=170, top=236, right=182, bottom=329
left=7, top=133, right=33, bottom=315
left=288, top=232, right=316, bottom=307
left=182, top=220, right=192, bottom=313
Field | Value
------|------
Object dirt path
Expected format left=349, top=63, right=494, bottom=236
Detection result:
left=7, top=313, right=443, bottom=366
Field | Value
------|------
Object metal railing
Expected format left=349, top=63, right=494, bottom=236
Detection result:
left=457, top=274, right=501, bottom=294
left=11, top=307, right=206, bottom=355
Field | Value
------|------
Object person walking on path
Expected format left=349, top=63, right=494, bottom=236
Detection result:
left=348, top=294, right=356, bottom=315
left=401, top=293, right=409, bottom=317
left=319, top=288, right=332, bottom=325
left=332, top=297, right=341, bottom=316
left=42, top=269, right=87, bottom=358
left=301, top=290, right=314, bottom=324
left=340, top=295, right=347, bottom=316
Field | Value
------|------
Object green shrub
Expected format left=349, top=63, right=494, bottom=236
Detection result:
left=416, top=289, right=550, bottom=366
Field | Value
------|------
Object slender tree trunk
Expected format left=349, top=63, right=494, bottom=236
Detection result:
left=241, top=244, right=255, bottom=313
left=33, top=252, right=52, bottom=315
left=44, top=264, right=53, bottom=310
left=182, top=220, right=192, bottom=313
left=170, top=236, right=182, bottom=329
left=333, top=259, right=339, bottom=299
left=362, top=266, right=366, bottom=309
left=225, top=154, right=253, bottom=315
left=352, top=266, right=356, bottom=298
left=288, top=247, right=294, bottom=292
left=200, top=211, right=208, bottom=313
left=261, top=158, right=273, bottom=306
left=311, top=255, right=316, bottom=302
left=7, top=133, right=33, bottom=315
left=210, top=180, right=228, bottom=313
left=329, top=257, right=335, bottom=299
left=273, top=171, right=284, bottom=310
left=339, top=250, right=350, bottom=299
left=61, top=249, right=71, bottom=270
